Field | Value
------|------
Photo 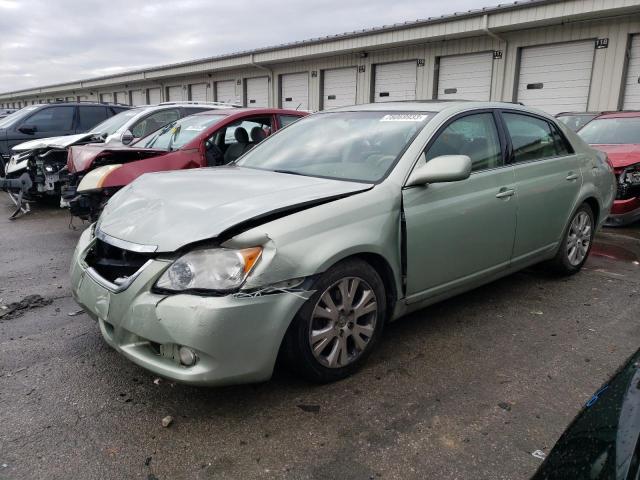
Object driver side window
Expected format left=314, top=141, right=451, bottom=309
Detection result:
left=426, top=113, right=502, bottom=172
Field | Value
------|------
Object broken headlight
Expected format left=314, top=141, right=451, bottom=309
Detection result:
left=77, top=164, right=122, bottom=192
left=620, top=163, right=640, bottom=185
left=155, top=247, right=262, bottom=293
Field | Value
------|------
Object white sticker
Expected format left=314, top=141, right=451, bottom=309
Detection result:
left=380, top=114, right=429, bottom=122
left=184, top=126, right=206, bottom=131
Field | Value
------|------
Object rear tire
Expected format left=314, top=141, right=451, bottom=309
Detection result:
left=282, top=259, right=386, bottom=383
left=547, top=203, right=595, bottom=275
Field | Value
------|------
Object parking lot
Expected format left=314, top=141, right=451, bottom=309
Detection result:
left=0, top=199, right=637, bottom=480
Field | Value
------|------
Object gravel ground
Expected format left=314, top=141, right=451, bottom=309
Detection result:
left=0, top=200, right=639, bottom=480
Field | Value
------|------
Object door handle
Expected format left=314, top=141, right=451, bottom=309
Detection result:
left=566, top=172, right=579, bottom=181
left=496, top=188, right=515, bottom=199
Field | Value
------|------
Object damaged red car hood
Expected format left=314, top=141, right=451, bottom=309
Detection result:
left=97, top=166, right=372, bottom=252
left=67, top=144, right=168, bottom=173
left=590, top=144, right=640, bottom=170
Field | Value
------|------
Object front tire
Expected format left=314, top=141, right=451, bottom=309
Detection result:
left=283, top=259, right=386, bottom=383
left=548, top=203, right=595, bottom=275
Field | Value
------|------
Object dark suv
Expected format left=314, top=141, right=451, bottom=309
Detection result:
left=0, top=102, right=129, bottom=174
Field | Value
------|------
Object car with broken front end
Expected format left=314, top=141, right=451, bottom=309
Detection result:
left=1, top=102, right=236, bottom=219
left=64, top=108, right=306, bottom=220
left=70, top=101, right=615, bottom=386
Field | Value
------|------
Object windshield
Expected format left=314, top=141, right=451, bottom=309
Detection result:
left=556, top=114, right=596, bottom=132
left=236, top=111, right=432, bottom=182
left=137, top=114, right=226, bottom=150
left=578, top=117, right=640, bottom=144
left=90, top=108, right=142, bottom=136
left=0, top=105, right=39, bottom=128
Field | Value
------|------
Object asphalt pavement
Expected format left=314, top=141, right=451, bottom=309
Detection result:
left=0, top=200, right=639, bottom=480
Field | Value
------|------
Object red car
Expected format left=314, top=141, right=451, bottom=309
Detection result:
left=578, top=111, right=640, bottom=226
left=63, top=108, right=307, bottom=220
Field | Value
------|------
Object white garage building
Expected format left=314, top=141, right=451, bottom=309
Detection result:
left=2, top=0, right=640, bottom=115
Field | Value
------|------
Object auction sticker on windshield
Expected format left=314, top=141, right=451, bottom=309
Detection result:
left=380, top=114, right=429, bottom=122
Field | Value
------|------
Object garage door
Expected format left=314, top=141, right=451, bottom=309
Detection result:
left=148, top=88, right=161, bottom=104
left=100, top=93, right=113, bottom=103
left=215, top=80, right=239, bottom=104
left=623, top=35, right=640, bottom=109
left=115, top=91, right=129, bottom=105
left=322, top=67, right=357, bottom=109
left=190, top=83, right=208, bottom=102
left=131, top=90, right=144, bottom=106
left=245, top=77, right=269, bottom=107
left=437, top=52, right=494, bottom=101
left=281, top=73, right=309, bottom=110
left=517, top=40, right=594, bottom=114
left=167, top=86, right=183, bottom=101
left=374, top=61, right=417, bottom=102
left=65, top=96, right=75, bottom=102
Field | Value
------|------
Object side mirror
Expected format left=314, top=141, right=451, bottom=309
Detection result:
left=18, top=125, right=37, bottom=135
left=406, top=154, right=472, bottom=187
left=121, top=130, right=134, bottom=145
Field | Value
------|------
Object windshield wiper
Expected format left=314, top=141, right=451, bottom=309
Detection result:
left=273, top=169, right=307, bottom=176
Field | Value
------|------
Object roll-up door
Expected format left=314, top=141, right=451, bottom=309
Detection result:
left=374, top=61, right=417, bottom=102
left=65, top=96, right=75, bottom=102
left=131, top=90, right=144, bottom=106
left=100, top=93, right=113, bottom=103
left=166, top=85, right=183, bottom=101
left=322, top=67, right=357, bottom=109
left=623, top=35, right=640, bottom=109
left=148, top=88, right=161, bottom=104
left=516, top=40, right=595, bottom=114
left=281, top=73, right=309, bottom=110
left=437, top=52, right=494, bottom=101
left=115, top=91, right=129, bottom=105
left=245, top=77, right=269, bottom=107
left=190, top=83, right=208, bottom=102
left=215, top=80, right=240, bottom=104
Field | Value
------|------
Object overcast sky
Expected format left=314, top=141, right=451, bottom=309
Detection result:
left=0, top=0, right=490, bottom=93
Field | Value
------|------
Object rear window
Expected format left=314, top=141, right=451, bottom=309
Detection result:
left=578, top=117, right=640, bottom=144
left=78, top=106, right=108, bottom=131
left=556, top=114, right=596, bottom=132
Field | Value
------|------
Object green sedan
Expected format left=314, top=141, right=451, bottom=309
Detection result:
left=70, top=101, right=616, bottom=386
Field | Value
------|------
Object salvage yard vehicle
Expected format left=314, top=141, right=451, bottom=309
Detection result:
left=0, top=102, right=128, bottom=174
left=532, top=347, right=640, bottom=480
left=0, top=108, right=18, bottom=119
left=578, top=111, right=640, bottom=226
left=70, top=101, right=615, bottom=386
left=0, top=102, right=235, bottom=219
left=64, top=108, right=306, bottom=220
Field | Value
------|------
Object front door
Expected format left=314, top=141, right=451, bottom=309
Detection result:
left=8, top=105, right=76, bottom=150
left=402, top=111, right=518, bottom=302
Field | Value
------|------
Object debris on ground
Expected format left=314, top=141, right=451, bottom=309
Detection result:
left=0, top=295, right=53, bottom=320
left=498, top=402, right=512, bottom=412
left=161, top=416, right=173, bottom=428
left=532, top=450, right=546, bottom=460
left=68, top=309, right=84, bottom=317
left=297, top=404, right=321, bottom=413
left=153, top=378, right=162, bottom=385
left=530, top=311, right=544, bottom=315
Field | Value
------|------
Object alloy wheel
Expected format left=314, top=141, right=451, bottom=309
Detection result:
left=309, top=276, right=378, bottom=368
left=566, top=211, right=592, bottom=266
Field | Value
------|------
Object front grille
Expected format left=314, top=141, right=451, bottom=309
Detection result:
left=85, top=239, right=153, bottom=284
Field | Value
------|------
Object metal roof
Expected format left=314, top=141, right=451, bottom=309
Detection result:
left=0, top=0, right=561, bottom=96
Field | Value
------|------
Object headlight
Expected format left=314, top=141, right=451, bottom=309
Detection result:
left=77, top=164, right=122, bottom=192
left=155, top=247, right=262, bottom=293
left=620, top=163, right=640, bottom=185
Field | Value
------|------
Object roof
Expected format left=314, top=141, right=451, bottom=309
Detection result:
left=192, top=108, right=308, bottom=116
left=0, top=0, right=576, bottom=97
left=595, top=111, right=640, bottom=119
left=329, top=100, right=531, bottom=113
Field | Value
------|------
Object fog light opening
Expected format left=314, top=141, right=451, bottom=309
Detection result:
left=178, top=346, right=198, bottom=366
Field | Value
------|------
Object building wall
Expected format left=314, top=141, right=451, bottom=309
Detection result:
left=2, top=9, right=640, bottom=112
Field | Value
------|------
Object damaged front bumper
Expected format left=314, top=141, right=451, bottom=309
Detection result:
left=70, top=228, right=309, bottom=386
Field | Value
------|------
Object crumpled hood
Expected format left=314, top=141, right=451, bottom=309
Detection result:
left=590, top=144, right=640, bottom=169
left=98, top=166, right=372, bottom=252
left=12, top=133, right=96, bottom=152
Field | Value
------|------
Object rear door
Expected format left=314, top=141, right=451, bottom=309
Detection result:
left=402, top=111, right=517, bottom=302
left=499, top=111, right=582, bottom=265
